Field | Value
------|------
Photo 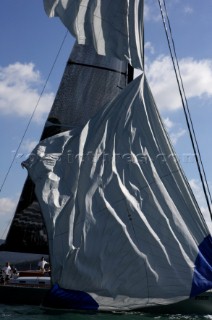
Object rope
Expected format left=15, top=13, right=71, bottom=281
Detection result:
left=158, top=0, right=212, bottom=220
left=0, top=30, right=69, bottom=194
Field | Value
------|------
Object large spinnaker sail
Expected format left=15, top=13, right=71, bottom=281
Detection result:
left=24, top=73, right=212, bottom=310
left=43, top=0, right=144, bottom=69
left=1, top=43, right=128, bottom=254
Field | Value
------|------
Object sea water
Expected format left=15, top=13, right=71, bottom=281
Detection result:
left=0, top=305, right=211, bottom=320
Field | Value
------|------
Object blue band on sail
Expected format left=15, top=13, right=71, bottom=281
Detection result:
left=42, top=283, right=99, bottom=310
left=190, top=234, right=212, bottom=297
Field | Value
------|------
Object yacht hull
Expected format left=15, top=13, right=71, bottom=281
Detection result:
left=0, top=276, right=50, bottom=305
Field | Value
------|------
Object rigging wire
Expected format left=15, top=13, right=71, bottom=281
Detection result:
left=0, top=30, right=69, bottom=195
left=157, top=0, right=212, bottom=220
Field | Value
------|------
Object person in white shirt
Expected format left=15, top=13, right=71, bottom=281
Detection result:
left=1, top=262, right=11, bottom=282
left=38, top=257, right=48, bottom=272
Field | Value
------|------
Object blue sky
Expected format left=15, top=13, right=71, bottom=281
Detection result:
left=0, top=0, right=212, bottom=239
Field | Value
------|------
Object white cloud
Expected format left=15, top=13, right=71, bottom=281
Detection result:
left=0, top=62, right=54, bottom=123
left=201, top=205, right=212, bottom=235
left=0, top=197, right=17, bottom=238
left=0, top=197, right=16, bottom=216
left=184, top=6, right=193, bottom=15
left=146, top=56, right=212, bottom=111
left=163, top=117, right=174, bottom=130
left=20, top=139, right=38, bottom=154
left=144, top=3, right=150, bottom=20
left=163, top=117, right=186, bottom=145
left=170, top=128, right=187, bottom=145
left=144, top=2, right=160, bottom=22
left=10, top=139, right=39, bottom=163
left=145, top=42, right=155, bottom=55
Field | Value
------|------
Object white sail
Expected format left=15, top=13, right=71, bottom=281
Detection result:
left=43, top=0, right=144, bottom=69
left=21, top=0, right=212, bottom=311
left=23, top=73, right=212, bottom=310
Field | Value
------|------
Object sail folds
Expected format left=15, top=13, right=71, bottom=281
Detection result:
left=1, top=43, right=127, bottom=255
left=23, top=73, right=212, bottom=310
left=43, top=0, right=144, bottom=69
left=21, top=0, right=212, bottom=311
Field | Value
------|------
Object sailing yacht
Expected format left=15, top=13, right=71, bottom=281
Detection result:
left=1, top=0, right=212, bottom=313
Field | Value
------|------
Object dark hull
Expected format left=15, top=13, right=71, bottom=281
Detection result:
left=0, top=284, right=49, bottom=305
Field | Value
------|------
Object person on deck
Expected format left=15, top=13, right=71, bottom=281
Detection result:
left=38, top=257, right=48, bottom=272
left=1, top=262, right=12, bottom=282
